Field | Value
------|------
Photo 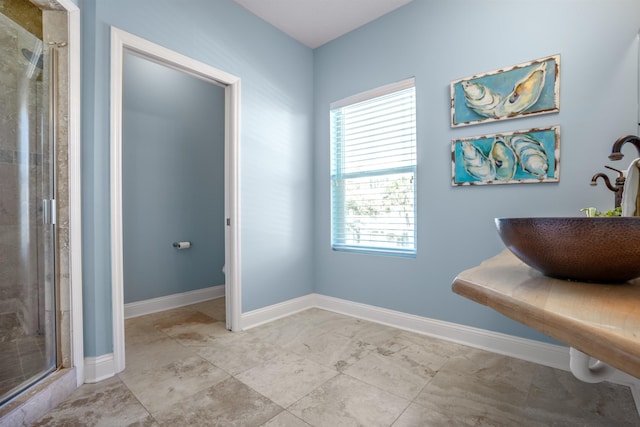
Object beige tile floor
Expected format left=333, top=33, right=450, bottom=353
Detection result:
left=34, top=298, right=639, bottom=426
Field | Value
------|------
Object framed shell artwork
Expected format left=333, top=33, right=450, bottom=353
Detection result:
left=450, top=55, right=560, bottom=127
left=451, top=126, right=560, bottom=186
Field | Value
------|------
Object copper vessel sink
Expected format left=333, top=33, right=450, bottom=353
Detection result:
left=495, top=217, right=640, bottom=283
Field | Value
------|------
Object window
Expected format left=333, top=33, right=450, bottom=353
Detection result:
left=330, top=78, right=417, bottom=257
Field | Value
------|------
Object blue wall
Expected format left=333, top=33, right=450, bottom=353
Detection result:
left=313, top=0, right=640, bottom=343
left=80, top=0, right=640, bottom=359
left=81, top=0, right=315, bottom=357
left=122, top=53, right=226, bottom=303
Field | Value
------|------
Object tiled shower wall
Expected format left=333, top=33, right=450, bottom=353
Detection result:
left=0, top=10, right=47, bottom=337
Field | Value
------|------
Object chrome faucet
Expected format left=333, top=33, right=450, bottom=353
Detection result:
left=609, top=135, right=640, bottom=160
left=590, top=166, right=625, bottom=208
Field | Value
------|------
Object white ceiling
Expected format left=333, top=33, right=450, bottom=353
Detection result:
left=233, top=0, right=413, bottom=49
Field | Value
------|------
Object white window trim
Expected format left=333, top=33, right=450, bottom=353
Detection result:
left=330, top=78, right=415, bottom=110
left=330, top=78, right=417, bottom=257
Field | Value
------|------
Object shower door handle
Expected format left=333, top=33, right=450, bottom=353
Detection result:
left=42, top=199, right=56, bottom=225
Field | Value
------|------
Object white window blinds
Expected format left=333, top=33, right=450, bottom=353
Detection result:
left=330, top=78, right=417, bottom=257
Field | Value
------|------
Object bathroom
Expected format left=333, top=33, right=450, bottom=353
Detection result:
left=2, top=0, right=640, bottom=423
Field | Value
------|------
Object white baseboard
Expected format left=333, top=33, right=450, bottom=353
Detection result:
left=124, top=285, right=225, bottom=319
left=84, top=353, right=115, bottom=383
left=241, top=294, right=316, bottom=330
left=313, top=294, right=571, bottom=370
left=241, top=292, right=640, bottom=410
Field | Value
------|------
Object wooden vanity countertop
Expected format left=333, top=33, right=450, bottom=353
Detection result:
left=451, top=249, right=640, bottom=379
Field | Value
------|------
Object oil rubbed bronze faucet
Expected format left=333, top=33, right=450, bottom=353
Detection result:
left=589, top=135, right=640, bottom=208
left=591, top=166, right=625, bottom=207
left=609, top=135, right=640, bottom=160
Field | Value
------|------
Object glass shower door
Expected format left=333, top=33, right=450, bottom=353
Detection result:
left=0, top=10, right=57, bottom=405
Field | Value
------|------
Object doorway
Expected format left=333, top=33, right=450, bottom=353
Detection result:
left=122, top=52, right=226, bottom=309
left=110, top=27, right=241, bottom=374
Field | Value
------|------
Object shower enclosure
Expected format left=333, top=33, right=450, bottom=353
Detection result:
left=0, top=8, right=57, bottom=405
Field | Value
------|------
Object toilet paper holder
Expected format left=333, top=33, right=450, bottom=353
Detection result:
left=173, top=241, right=191, bottom=250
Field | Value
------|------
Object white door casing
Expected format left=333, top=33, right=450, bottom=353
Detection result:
left=110, top=27, right=242, bottom=374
